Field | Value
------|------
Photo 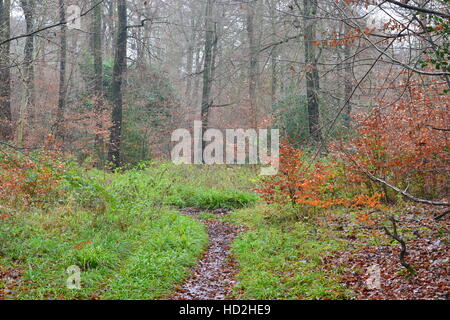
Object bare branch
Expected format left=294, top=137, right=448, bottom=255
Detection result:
left=384, top=0, right=450, bottom=19
left=383, top=215, right=415, bottom=274
left=0, top=0, right=104, bottom=46
left=425, top=125, right=450, bottom=132
left=434, top=208, right=450, bottom=220
left=366, top=172, right=450, bottom=207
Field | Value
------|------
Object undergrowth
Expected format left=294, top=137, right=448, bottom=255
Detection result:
left=225, top=204, right=352, bottom=300
left=0, top=154, right=255, bottom=299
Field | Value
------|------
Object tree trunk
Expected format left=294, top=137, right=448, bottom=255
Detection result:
left=247, top=2, right=258, bottom=128
left=343, top=42, right=352, bottom=126
left=108, top=0, right=127, bottom=169
left=0, top=0, right=11, bottom=139
left=17, top=0, right=35, bottom=146
left=92, top=0, right=104, bottom=166
left=192, top=45, right=203, bottom=108
left=56, top=0, right=67, bottom=142
left=268, top=0, right=278, bottom=109
left=200, top=0, right=215, bottom=156
left=303, top=0, right=321, bottom=143
left=246, top=1, right=259, bottom=129
left=22, top=0, right=35, bottom=117
left=185, top=16, right=195, bottom=103
left=342, top=12, right=352, bottom=126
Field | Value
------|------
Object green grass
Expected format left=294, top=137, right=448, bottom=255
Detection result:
left=104, top=212, right=207, bottom=299
left=143, top=163, right=261, bottom=191
left=81, top=163, right=259, bottom=210
left=225, top=204, right=352, bottom=300
left=0, top=161, right=257, bottom=299
left=1, top=159, right=352, bottom=300
left=168, top=185, right=258, bottom=209
left=197, top=212, right=220, bottom=220
left=0, top=206, right=207, bottom=299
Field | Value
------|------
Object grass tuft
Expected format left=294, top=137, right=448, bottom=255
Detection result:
left=226, top=204, right=352, bottom=300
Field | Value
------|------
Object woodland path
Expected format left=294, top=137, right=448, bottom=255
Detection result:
left=169, top=208, right=243, bottom=300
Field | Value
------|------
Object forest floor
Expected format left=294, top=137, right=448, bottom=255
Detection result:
left=325, top=210, right=449, bottom=300
left=0, top=164, right=258, bottom=300
left=0, top=163, right=448, bottom=300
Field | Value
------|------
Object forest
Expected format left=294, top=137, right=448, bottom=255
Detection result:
left=0, top=0, right=448, bottom=301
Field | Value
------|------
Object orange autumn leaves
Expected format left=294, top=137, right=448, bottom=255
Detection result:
left=256, top=143, right=338, bottom=209
left=256, top=143, right=382, bottom=210
left=257, top=81, right=448, bottom=212
left=334, top=81, right=449, bottom=194
left=0, top=152, right=64, bottom=206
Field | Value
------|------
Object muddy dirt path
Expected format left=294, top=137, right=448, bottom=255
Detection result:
left=169, top=208, right=243, bottom=300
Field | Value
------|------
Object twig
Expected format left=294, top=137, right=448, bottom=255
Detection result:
left=384, top=0, right=450, bottom=19
left=0, top=1, right=104, bottom=46
left=434, top=208, right=450, bottom=221
left=365, top=172, right=450, bottom=207
left=383, top=216, right=415, bottom=275
left=425, top=125, right=450, bottom=132
left=0, top=141, right=25, bottom=152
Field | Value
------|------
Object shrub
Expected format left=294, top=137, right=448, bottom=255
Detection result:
left=0, top=151, right=64, bottom=206
left=332, top=81, right=449, bottom=201
left=256, top=143, right=345, bottom=210
left=256, top=143, right=383, bottom=221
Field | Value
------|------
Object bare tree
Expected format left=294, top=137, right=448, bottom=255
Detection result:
left=91, top=0, right=104, bottom=165
left=108, top=0, right=128, bottom=168
left=302, top=0, right=321, bottom=143
left=200, top=0, right=216, bottom=156
left=246, top=0, right=260, bottom=129
left=0, top=0, right=11, bottom=139
left=17, top=0, right=36, bottom=146
left=55, top=0, right=67, bottom=142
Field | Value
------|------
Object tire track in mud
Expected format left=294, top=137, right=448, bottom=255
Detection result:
left=169, top=208, right=243, bottom=300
